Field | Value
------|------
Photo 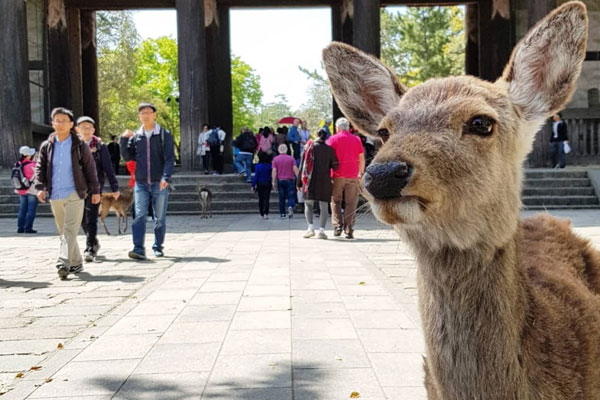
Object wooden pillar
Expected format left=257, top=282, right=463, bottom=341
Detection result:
left=67, top=8, right=83, bottom=117
left=81, top=10, right=99, bottom=135
left=353, top=0, right=380, bottom=58
left=47, top=0, right=71, bottom=110
left=176, top=0, right=208, bottom=170
left=0, top=0, right=32, bottom=167
left=206, top=4, right=233, bottom=165
left=465, top=4, right=479, bottom=76
left=478, top=0, right=511, bottom=82
left=331, top=2, right=354, bottom=122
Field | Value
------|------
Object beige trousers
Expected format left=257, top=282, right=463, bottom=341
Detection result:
left=331, top=178, right=360, bottom=234
left=50, top=191, right=85, bottom=267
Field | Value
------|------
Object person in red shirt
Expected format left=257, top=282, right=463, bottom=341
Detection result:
left=326, top=118, right=365, bottom=239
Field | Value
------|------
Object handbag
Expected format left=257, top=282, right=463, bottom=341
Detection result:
left=563, top=141, right=571, bottom=154
left=296, top=188, right=304, bottom=203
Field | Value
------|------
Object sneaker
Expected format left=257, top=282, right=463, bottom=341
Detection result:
left=128, top=250, right=146, bottom=260
left=24, top=229, right=37, bottom=234
left=345, top=231, right=354, bottom=239
left=280, top=214, right=287, bottom=219
left=288, top=207, right=294, bottom=219
left=56, top=265, right=69, bottom=279
left=69, top=264, right=84, bottom=274
left=303, top=230, right=315, bottom=239
left=84, top=251, right=94, bottom=262
left=153, top=249, right=164, bottom=257
left=264, top=215, right=269, bottom=220
left=334, top=227, right=343, bottom=237
left=318, top=231, right=328, bottom=240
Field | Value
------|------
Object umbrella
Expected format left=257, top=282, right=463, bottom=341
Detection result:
left=277, top=116, right=302, bottom=125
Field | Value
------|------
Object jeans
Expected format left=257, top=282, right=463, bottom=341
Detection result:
left=17, top=194, right=38, bottom=231
left=549, top=141, right=566, bottom=168
left=82, top=197, right=99, bottom=251
left=277, top=179, right=296, bottom=216
left=132, top=182, right=169, bottom=255
left=257, top=183, right=271, bottom=216
left=291, top=142, right=301, bottom=166
left=234, top=153, right=253, bottom=181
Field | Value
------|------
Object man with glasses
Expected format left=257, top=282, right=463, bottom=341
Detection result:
left=120, top=102, right=175, bottom=260
left=34, top=108, right=101, bottom=279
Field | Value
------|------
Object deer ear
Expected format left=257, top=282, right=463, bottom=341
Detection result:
left=501, top=1, right=588, bottom=122
left=322, top=42, right=406, bottom=135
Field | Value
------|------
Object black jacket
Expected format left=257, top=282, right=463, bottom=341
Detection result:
left=550, top=120, right=568, bottom=142
left=87, top=136, right=119, bottom=193
left=120, top=124, right=175, bottom=184
left=298, top=140, right=339, bottom=202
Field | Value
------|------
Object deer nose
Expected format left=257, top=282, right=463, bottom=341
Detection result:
left=363, top=162, right=413, bottom=199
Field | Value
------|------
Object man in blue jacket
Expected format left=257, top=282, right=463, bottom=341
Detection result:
left=287, top=119, right=301, bottom=166
left=76, top=116, right=120, bottom=262
left=120, top=103, right=175, bottom=260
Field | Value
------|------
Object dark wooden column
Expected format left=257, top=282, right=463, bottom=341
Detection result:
left=331, top=2, right=354, bottom=122
left=206, top=4, right=233, bottom=165
left=478, top=0, right=511, bottom=82
left=0, top=0, right=32, bottom=167
left=176, top=0, right=208, bottom=170
left=465, top=4, right=479, bottom=76
left=81, top=10, right=100, bottom=135
left=47, top=0, right=72, bottom=109
left=353, top=0, right=380, bottom=57
left=67, top=7, right=83, bottom=117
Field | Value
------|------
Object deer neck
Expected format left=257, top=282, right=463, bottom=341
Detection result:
left=409, top=231, right=528, bottom=399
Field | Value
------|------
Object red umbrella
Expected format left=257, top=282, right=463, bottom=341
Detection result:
left=277, top=116, right=302, bottom=125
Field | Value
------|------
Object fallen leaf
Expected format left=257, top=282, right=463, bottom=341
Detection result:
left=359, top=282, right=365, bottom=285
left=45, top=378, right=53, bottom=383
left=29, top=366, right=41, bottom=371
left=15, top=373, right=23, bottom=378
left=57, top=343, right=64, bottom=349
left=350, top=392, right=360, bottom=398
left=335, top=356, right=343, bottom=361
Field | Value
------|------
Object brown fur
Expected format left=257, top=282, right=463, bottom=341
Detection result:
left=323, top=2, right=599, bottom=399
left=99, top=188, right=134, bottom=235
left=198, top=186, right=212, bottom=219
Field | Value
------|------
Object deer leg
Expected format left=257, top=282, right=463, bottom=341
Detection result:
left=100, top=212, right=111, bottom=236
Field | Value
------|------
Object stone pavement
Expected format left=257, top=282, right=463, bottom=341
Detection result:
left=0, top=210, right=599, bottom=399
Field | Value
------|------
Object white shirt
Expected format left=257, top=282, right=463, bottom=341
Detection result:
left=552, top=121, right=560, bottom=139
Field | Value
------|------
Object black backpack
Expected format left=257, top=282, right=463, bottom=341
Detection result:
left=240, top=133, right=257, bottom=153
left=206, top=129, right=221, bottom=147
left=11, top=161, right=31, bottom=191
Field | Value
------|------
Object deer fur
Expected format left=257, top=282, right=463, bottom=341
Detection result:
left=323, top=2, right=600, bottom=399
left=99, top=188, right=134, bottom=235
left=198, top=185, right=212, bottom=219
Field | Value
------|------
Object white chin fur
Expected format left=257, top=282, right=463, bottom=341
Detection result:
left=369, top=199, right=423, bottom=226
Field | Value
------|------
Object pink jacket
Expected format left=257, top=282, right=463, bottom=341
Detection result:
left=15, top=159, right=37, bottom=196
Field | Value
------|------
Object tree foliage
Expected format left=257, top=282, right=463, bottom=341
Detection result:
left=381, top=6, right=465, bottom=86
left=254, top=94, right=293, bottom=129
left=231, top=55, right=262, bottom=136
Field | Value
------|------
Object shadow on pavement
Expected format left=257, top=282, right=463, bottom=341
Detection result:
left=0, top=279, right=51, bottom=289
left=172, top=256, right=230, bottom=263
left=74, top=272, right=145, bottom=283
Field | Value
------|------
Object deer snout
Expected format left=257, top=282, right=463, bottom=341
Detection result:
left=364, top=162, right=413, bottom=200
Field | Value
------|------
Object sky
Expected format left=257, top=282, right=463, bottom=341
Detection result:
left=133, top=8, right=333, bottom=111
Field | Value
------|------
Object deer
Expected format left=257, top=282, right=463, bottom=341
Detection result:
left=323, top=2, right=600, bottom=399
left=99, top=187, right=134, bottom=235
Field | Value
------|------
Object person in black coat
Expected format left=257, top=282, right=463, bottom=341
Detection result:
left=298, top=128, right=339, bottom=239
left=549, top=113, right=569, bottom=168
left=107, top=135, right=121, bottom=175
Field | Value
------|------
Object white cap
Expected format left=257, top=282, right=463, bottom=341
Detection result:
left=19, top=146, right=35, bottom=157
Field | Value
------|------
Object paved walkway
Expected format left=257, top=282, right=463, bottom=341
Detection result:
left=1, top=210, right=599, bottom=399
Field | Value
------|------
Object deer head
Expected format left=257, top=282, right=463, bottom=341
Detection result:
left=323, top=1, right=588, bottom=251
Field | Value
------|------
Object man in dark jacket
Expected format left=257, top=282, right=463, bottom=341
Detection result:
left=120, top=102, right=175, bottom=260
left=232, top=127, right=257, bottom=183
left=34, top=107, right=100, bottom=279
left=107, top=135, right=121, bottom=175
left=76, top=116, right=120, bottom=262
left=549, top=113, right=569, bottom=168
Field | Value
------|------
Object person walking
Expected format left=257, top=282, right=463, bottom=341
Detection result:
left=34, top=107, right=100, bottom=279
left=298, top=128, right=339, bottom=239
left=75, top=116, right=120, bottom=262
left=272, top=143, right=298, bottom=219
left=251, top=151, right=273, bottom=219
left=233, top=127, right=258, bottom=183
left=206, top=125, right=225, bottom=175
left=288, top=119, right=301, bottom=166
left=299, top=122, right=311, bottom=157
left=14, top=146, right=39, bottom=234
left=257, top=126, right=274, bottom=156
left=549, top=113, right=569, bottom=169
left=327, top=118, right=365, bottom=239
left=197, top=124, right=211, bottom=174
left=107, top=135, right=121, bottom=175
left=120, top=102, right=175, bottom=260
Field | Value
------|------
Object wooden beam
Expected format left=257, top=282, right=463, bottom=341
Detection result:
left=67, top=7, right=83, bottom=117
left=176, top=0, right=208, bottom=170
left=81, top=10, right=100, bottom=134
left=206, top=4, right=234, bottom=165
left=66, top=0, right=175, bottom=9
left=0, top=0, right=32, bottom=167
left=464, top=3, right=479, bottom=76
left=353, top=0, right=380, bottom=58
left=477, top=0, right=511, bottom=82
left=48, top=0, right=72, bottom=110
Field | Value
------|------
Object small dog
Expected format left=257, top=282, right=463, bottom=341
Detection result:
left=99, top=187, right=134, bottom=235
left=198, top=186, right=212, bottom=219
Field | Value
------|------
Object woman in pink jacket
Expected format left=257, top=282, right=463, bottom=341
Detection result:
left=15, top=146, right=39, bottom=233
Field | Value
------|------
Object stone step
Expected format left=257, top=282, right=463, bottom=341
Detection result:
left=524, top=170, right=589, bottom=179
left=524, top=178, right=591, bottom=188
left=521, top=196, right=599, bottom=206
left=521, top=187, right=596, bottom=196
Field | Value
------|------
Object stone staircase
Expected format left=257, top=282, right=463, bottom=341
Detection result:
left=0, top=169, right=598, bottom=217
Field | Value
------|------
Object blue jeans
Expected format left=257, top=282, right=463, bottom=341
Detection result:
left=234, top=153, right=253, bottom=181
left=132, top=182, right=169, bottom=255
left=549, top=141, right=566, bottom=168
left=17, top=194, right=38, bottom=231
left=277, top=179, right=296, bottom=215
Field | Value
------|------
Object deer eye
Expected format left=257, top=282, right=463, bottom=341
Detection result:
left=464, top=116, right=495, bottom=136
left=376, top=128, right=390, bottom=142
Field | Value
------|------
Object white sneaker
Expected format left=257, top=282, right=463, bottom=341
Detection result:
left=318, top=231, right=328, bottom=239
left=303, top=230, right=315, bottom=238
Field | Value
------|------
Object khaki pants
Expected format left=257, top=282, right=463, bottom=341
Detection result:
left=50, top=191, right=85, bottom=268
left=331, top=178, right=360, bottom=234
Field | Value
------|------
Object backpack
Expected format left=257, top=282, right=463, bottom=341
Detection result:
left=11, top=161, right=30, bottom=191
left=239, top=133, right=257, bottom=153
left=206, top=129, right=221, bottom=147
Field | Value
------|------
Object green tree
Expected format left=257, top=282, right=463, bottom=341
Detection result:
left=380, top=6, right=465, bottom=86
left=296, top=66, right=332, bottom=134
left=231, top=55, right=262, bottom=136
left=254, top=94, right=293, bottom=129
